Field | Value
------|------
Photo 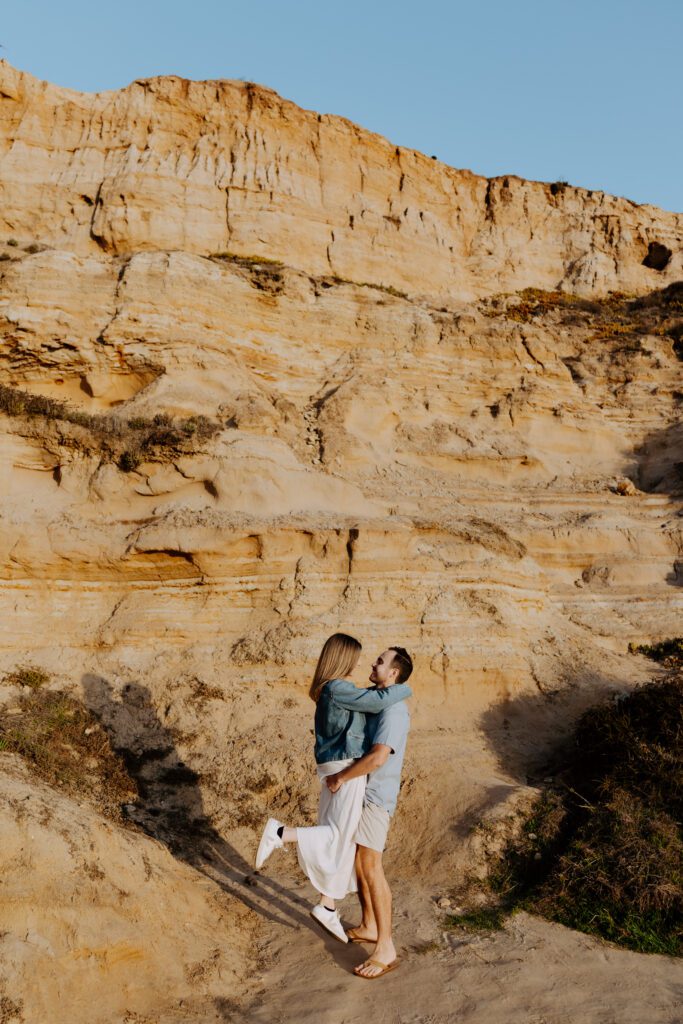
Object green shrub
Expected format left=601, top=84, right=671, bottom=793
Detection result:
left=446, top=905, right=507, bottom=932
left=466, top=675, right=683, bottom=955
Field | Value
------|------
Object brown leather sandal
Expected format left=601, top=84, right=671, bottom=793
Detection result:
left=346, top=928, right=378, bottom=944
left=353, top=957, right=401, bottom=979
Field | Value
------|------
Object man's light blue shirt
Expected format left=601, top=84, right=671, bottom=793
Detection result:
left=364, top=699, right=410, bottom=817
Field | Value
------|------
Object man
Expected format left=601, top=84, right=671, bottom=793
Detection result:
left=326, top=645, right=413, bottom=980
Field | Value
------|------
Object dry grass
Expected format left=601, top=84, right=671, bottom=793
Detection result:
left=482, top=284, right=683, bottom=356
left=322, top=275, right=409, bottom=301
left=209, top=252, right=285, bottom=295
left=0, top=384, right=221, bottom=471
left=0, top=670, right=137, bottom=821
left=209, top=254, right=411, bottom=301
left=3, top=666, right=50, bottom=690
left=209, top=251, right=284, bottom=269
left=0, top=995, right=24, bottom=1024
left=482, top=288, right=596, bottom=323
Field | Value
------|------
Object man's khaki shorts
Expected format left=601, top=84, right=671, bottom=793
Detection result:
left=354, top=801, right=391, bottom=853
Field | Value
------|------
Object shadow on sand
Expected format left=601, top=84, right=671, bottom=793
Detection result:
left=477, top=665, right=636, bottom=784
left=80, top=673, right=342, bottom=943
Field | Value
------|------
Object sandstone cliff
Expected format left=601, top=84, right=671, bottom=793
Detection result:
left=0, top=60, right=682, bottom=303
left=0, top=62, right=681, bottom=1021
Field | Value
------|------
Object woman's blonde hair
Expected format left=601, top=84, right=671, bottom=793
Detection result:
left=309, top=632, right=362, bottom=703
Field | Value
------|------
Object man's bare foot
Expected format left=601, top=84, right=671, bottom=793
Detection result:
left=354, top=941, right=398, bottom=978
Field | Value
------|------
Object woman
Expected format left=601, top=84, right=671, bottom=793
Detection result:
left=255, top=632, right=412, bottom=942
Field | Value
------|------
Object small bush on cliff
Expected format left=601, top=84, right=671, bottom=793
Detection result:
left=457, top=674, right=683, bottom=955
left=0, top=674, right=136, bottom=821
left=0, top=383, right=220, bottom=470
left=209, top=251, right=285, bottom=294
left=3, top=665, right=50, bottom=690
left=629, top=637, right=683, bottom=667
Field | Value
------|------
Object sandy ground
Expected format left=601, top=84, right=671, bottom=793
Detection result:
left=232, top=868, right=683, bottom=1024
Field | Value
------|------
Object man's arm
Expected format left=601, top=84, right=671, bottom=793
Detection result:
left=326, top=743, right=391, bottom=793
left=328, top=679, right=412, bottom=714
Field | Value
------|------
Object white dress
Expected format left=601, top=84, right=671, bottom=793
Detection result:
left=295, top=758, right=366, bottom=900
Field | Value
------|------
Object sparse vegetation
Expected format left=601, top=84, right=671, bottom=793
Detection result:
left=209, top=251, right=284, bottom=269
left=0, top=678, right=137, bottom=821
left=208, top=251, right=285, bottom=295
left=117, top=450, right=141, bottom=473
left=483, top=288, right=589, bottom=323
left=446, top=905, right=507, bottom=932
left=189, top=678, right=225, bottom=704
left=209, top=253, right=412, bottom=301
left=0, top=995, right=24, bottom=1023
left=456, top=675, right=683, bottom=955
left=0, top=383, right=221, bottom=471
left=3, top=666, right=50, bottom=690
left=322, top=274, right=409, bottom=301
left=482, top=284, right=683, bottom=357
left=412, top=938, right=443, bottom=954
left=629, top=637, right=683, bottom=666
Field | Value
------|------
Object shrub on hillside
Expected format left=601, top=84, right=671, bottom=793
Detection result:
left=0, top=671, right=136, bottom=821
left=458, top=674, right=683, bottom=955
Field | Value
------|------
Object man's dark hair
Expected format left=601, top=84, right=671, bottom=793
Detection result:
left=389, top=646, right=413, bottom=684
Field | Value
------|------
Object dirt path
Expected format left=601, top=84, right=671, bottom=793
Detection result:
left=235, top=872, right=683, bottom=1024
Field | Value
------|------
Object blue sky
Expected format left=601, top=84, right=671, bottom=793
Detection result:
left=2, top=0, right=681, bottom=211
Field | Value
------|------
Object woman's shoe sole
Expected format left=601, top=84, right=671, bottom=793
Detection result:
left=309, top=909, right=349, bottom=943
left=255, top=818, right=282, bottom=870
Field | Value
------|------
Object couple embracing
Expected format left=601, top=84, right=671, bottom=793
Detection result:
left=255, top=632, right=413, bottom=980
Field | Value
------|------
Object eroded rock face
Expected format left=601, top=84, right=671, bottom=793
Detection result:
left=1, top=60, right=682, bottom=302
left=0, top=62, right=682, bottom=1010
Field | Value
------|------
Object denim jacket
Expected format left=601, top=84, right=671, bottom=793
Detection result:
left=314, top=678, right=412, bottom=765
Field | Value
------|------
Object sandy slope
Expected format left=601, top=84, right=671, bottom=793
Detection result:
left=235, top=871, right=683, bottom=1024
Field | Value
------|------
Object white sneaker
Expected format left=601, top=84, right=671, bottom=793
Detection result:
left=310, top=903, right=349, bottom=943
left=255, top=817, right=284, bottom=869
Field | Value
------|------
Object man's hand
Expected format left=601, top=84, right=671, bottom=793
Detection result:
left=326, top=772, right=344, bottom=793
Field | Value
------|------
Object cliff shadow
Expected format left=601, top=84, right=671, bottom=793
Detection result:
left=631, top=418, right=683, bottom=500
left=80, top=673, right=323, bottom=934
left=630, top=418, right=683, bottom=587
left=477, top=668, right=633, bottom=785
